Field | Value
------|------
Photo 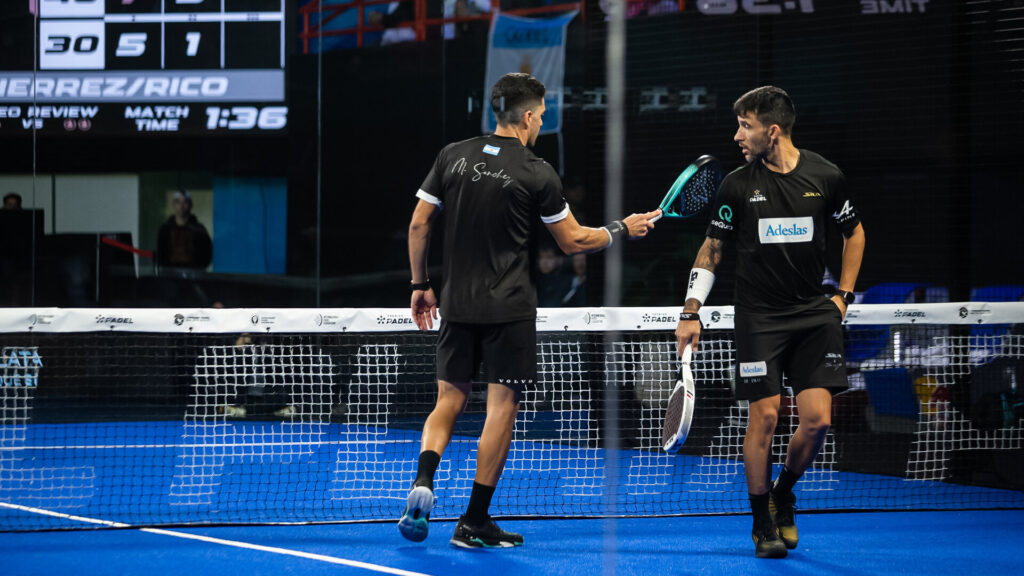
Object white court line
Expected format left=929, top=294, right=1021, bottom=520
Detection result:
left=0, top=502, right=432, bottom=576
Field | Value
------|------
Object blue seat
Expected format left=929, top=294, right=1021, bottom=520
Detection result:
left=846, top=282, right=931, bottom=364
left=860, top=282, right=928, bottom=304
left=862, top=367, right=921, bottom=433
left=970, top=285, right=1024, bottom=302
left=969, top=285, right=1024, bottom=344
left=862, top=367, right=919, bottom=419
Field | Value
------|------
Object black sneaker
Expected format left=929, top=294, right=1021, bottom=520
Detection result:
left=752, top=523, right=788, bottom=559
left=769, top=490, right=798, bottom=549
left=450, top=516, right=524, bottom=548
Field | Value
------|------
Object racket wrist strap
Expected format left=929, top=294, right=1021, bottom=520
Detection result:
left=685, top=268, right=715, bottom=305
left=602, top=220, right=626, bottom=246
left=679, top=311, right=703, bottom=327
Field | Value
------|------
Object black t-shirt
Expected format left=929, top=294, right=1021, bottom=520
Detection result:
left=706, top=149, right=861, bottom=313
left=418, top=134, right=568, bottom=323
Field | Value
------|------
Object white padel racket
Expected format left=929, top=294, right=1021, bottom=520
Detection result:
left=662, top=344, right=696, bottom=454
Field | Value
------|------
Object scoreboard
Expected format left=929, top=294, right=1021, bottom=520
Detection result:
left=0, top=0, right=287, bottom=135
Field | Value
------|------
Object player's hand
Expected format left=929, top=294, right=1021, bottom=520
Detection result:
left=411, top=288, right=438, bottom=331
left=675, top=316, right=701, bottom=354
left=830, top=294, right=849, bottom=319
left=623, top=210, right=661, bottom=239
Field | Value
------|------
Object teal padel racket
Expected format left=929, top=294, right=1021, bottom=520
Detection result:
left=650, top=155, right=723, bottom=223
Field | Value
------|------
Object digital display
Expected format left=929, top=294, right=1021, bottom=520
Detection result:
left=0, top=0, right=287, bottom=134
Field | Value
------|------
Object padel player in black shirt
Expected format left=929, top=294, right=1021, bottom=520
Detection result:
left=416, top=132, right=566, bottom=324
left=400, top=72, right=660, bottom=548
left=675, top=86, right=865, bottom=559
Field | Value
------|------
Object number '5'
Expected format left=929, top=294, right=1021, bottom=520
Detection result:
left=116, top=33, right=148, bottom=57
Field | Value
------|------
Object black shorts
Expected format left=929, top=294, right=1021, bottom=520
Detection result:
left=733, top=298, right=849, bottom=402
left=436, top=319, right=536, bottom=391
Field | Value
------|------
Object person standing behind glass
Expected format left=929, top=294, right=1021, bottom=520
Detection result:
left=157, top=190, right=212, bottom=270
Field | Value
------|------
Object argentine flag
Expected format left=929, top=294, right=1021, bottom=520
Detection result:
left=482, top=10, right=578, bottom=136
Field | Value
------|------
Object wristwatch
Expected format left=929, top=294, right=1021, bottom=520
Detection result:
left=838, top=290, right=856, bottom=305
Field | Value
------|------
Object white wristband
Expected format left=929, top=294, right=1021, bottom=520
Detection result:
left=685, top=268, right=715, bottom=305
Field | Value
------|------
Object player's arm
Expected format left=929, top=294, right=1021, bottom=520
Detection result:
left=545, top=209, right=661, bottom=255
left=408, top=199, right=440, bottom=330
left=675, top=236, right=726, bottom=354
left=831, top=223, right=865, bottom=317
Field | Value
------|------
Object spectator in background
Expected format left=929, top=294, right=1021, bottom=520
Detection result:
left=537, top=245, right=585, bottom=307
left=1, top=192, right=28, bottom=305
left=3, top=192, right=22, bottom=210
left=157, top=190, right=212, bottom=270
left=367, top=1, right=416, bottom=46
left=444, top=0, right=488, bottom=40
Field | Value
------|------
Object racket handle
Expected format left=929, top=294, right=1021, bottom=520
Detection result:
left=681, top=343, right=692, bottom=365
left=649, top=212, right=662, bottom=223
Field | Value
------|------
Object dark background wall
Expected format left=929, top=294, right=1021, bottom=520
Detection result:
left=3, top=1, right=1021, bottom=307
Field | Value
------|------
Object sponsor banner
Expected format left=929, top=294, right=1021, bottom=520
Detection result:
left=841, top=303, right=1024, bottom=325
left=0, top=346, right=43, bottom=388
left=537, top=307, right=736, bottom=331
left=702, top=307, right=736, bottom=330
left=345, top=309, right=424, bottom=333
left=0, top=308, right=61, bottom=332
left=0, top=304, right=1021, bottom=333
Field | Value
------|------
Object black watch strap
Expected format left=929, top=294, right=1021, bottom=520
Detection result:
left=410, top=280, right=431, bottom=292
left=838, top=290, right=856, bottom=305
left=679, top=311, right=703, bottom=327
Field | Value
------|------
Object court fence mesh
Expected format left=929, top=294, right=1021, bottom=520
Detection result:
left=1, top=304, right=1023, bottom=531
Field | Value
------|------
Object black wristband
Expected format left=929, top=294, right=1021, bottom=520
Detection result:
left=410, top=280, right=431, bottom=292
left=602, top=220, right=627, bottom=246
left=679, top=311, right=703, bottom=327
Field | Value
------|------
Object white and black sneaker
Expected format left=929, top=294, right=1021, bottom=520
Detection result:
left=397, top=485, right=434, bottom=542
left=450, top=516, right=523, bottom=549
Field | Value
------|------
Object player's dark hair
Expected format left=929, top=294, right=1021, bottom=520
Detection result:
left=491, top=73, right=546, bottom=127
left=3, top=192, right=22, bottom=207
left=733, top=86, right=796, bottom=136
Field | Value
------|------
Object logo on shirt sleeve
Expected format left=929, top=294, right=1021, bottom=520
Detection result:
left=758, top=217, right=813, bottom=244
left=832, top=200, right=856, bottom=223
left=718, top=205, right=733, bottom=222
left=482, top=144, right=501, bottom=156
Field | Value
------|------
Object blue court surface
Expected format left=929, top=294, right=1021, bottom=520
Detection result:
left=4, top=420, right=1022, bottom=530
left=3, top=510, right=1023, bottom=575
left=3, top=419, right=1023, bottom=574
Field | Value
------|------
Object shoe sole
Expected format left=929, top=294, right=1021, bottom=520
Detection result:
left=756, top=542, right=788, bottom=559
left=397, top=487, right=433, bottom=542
left=450, top=537, right=520, bottom=549
left=753, top=532, right=788, bottom=559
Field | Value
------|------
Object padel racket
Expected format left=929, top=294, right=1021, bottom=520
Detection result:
left=662, top=343, right=696, bottom=453
left=650, top=155, right=723, bottom=222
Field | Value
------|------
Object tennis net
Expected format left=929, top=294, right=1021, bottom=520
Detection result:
left=1, top=304, right=1023, bottom=531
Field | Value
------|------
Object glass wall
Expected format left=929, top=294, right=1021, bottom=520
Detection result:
left=2, top=1, right=1021, bottom=309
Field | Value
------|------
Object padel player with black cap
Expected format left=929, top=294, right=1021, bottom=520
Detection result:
left=675, top=86, right=865, bottom=558
left=401, top=72, right=660, bottom=548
